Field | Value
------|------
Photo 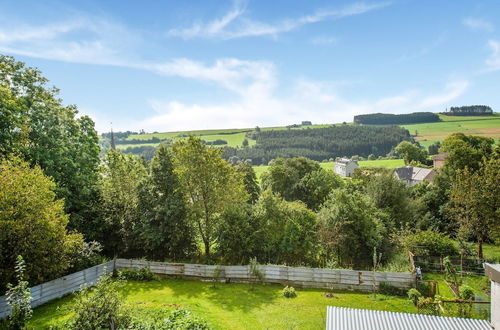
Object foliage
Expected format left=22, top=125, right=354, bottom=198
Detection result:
left=378, top=282, right=405, bottom=296
left=261, top=157, right=343, bottom=210
left=118, top=267, right=159, bottom=281
left=223, top=125, right=413, bottom=165
left=216, top=204, right=264, bottom=264
left=5, top=256, right=32, bottom=330
left=282, top=286, right=297, bottom=298
left=394, top=141, right=428, bottom=165
left=64, top=237, right=105, bottom=274
left=459, top=285, right=474, bottom=300
left=252, top=191, right=318, bottom=265
left=407, top=288, right=421, bottom=306
left=0, top=55, right=101, bottom=237
left=0, top=158, right=76, bottom=291
left=353, top=112, right=440, bottom=125
left=129, top=308, right=210, bottom=329
left=211, top=266, right=223, bottom=289
left=446, top=105, right=493, bottom=116
left=317, top=188, right=386, bottom=268
left=366, top=173, right=416, bottom=231
left=427, top=141, right=441, bottom=155
left=443, top=256, right=459, bottom=284
left=398, top=230, right=458, bottom=257
left=65, top=275, right=128, bottom=329
left=172, top=136, right=248, bottom=258
left=449, top=156, right=500, bottom=258
left=249, top=257, right=265, bottom=287
left=99, top=149, right=147, bottom=256
left=137, top=145, right=196, bottom=260
left=234, top=162, right=261, bottom=203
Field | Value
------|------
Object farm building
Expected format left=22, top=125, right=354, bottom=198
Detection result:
left=432, top=152, right=449, bottom=169
left=334, top=158, right=358, bottom=177
left=393, top=166, right=436, bottom=187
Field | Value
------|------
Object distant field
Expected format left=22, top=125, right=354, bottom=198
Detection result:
left=400, top=113, right=500, bottom=148
left=116, top=113, right=499, bottom=151
left=253, top=159, right=405, bottom=182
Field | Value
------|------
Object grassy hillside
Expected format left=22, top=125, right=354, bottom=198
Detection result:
left=115, top=113, right=499, bottom=151
left=401, top=113, right=500, bottom=148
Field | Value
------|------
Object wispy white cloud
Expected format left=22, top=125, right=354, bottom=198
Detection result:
left=0, top=17, right=139, bottom=66
left=398, top=32, right=447, bottom=61
left=463, top=18, right=494, bottom=32
left=310, top=36, right=338, bottom=45
left=485, top=40, right=500, bottom=71
left=168, top=1, right=390, bottom=39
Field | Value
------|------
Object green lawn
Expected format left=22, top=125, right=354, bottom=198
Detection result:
left=28, top=279, right=416, bottom=329
left=483, top=243, right=500, bottom=262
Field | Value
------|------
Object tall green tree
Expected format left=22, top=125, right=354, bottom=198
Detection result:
left=0, top=158, right=80, bottom=291
left=137, top=145, right=196, bottom=260
left=172, top=136, right=247, bottom=258
left=449, top=156, right=500, bottom=258
left=234, top=162, right=261, bottom=203
left=394, top=141, right=427, bottom=165
left=99, top=149, right=147, bottom=256
left=317, top=188, right=386, bottom=268
left=0, top=55, right=101, bottom=237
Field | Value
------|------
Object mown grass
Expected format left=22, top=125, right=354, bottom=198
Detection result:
left=28, top=278, right=416, bottom=329
left=483, top=243, right=500, bottom=262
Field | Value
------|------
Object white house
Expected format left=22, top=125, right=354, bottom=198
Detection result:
left=393, top=166, right=436, bottom=187
left=334, top=158, right=359, bottom=177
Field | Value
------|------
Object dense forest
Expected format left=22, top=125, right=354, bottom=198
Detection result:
left=353, top=112, right=440, bottom=125
left=445, top=105, right=493, bottom=116
left=223, top=125, right=413, bottom=165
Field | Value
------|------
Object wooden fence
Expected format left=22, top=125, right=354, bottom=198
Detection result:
left=116, top=259, right=415, bottom=291
left=0, top=261, right=113, bottom=318
left=0, top=259, right=415, bottom=318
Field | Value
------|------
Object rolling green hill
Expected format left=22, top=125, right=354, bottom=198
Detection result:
left=114, top=113, right=499, bottom=154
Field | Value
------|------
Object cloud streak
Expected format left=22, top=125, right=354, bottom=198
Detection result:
left=168, top=1, right=390, bottom=39
left=463, top=18, right=494, bottom=32
left=485, top=40, right=500, bottom=71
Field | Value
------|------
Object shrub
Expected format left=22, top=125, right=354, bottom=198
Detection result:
left=5, top=256, right=32, bottom=330
left=249, top=258, right=265, bottom=287
left=282, top=286, right=297, bottom=298
left=407, top=288, right=422, bottom=305
left=378, top=282, right=405, bottom=296
left=459, top=285, right=475, bottom=300
left=211, top=265, right=223, bottom=288
left=118, top=267, right=158, bottom=281
left=65, top=275, right=129, bottom=329
left=128, top=308, right=210, bottom=329
left=399, top=230, right=458, bottom=256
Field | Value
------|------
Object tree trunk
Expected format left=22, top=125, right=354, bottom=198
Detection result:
left=204, top=240, right=211, bottom=258
left=478, top=238, right=483, bottom=259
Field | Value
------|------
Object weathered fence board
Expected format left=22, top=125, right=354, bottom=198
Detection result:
left=0, top=261, right=113, bottom=318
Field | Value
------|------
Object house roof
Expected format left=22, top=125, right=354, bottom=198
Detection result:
left=326, top=306, right=491, bottom=330
left=335, top=158, right=358, bottom=165
left=394, top=166, right=435, bottom=181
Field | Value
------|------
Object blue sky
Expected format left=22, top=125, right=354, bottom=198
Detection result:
left=1, top=0, right=499, bottom=132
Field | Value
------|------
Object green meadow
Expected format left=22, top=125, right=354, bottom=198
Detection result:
left=28, top=279, right=416, bottom=329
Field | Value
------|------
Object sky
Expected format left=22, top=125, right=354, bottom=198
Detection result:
left=0, top=0, right=499, bottom=132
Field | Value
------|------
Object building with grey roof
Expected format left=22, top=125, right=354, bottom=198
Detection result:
left=393, top=166, right=436, bottom=186
left=334, top=158, right=359, bottom=177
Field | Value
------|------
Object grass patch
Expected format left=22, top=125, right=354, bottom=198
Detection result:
left=483, top=243, right=500, bottom=262
left=28, top=278, right=416, bottom=329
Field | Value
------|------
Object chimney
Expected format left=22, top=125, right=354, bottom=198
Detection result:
left=485, top=263, right=500, bottom=329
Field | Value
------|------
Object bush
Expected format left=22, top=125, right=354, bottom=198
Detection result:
left=459, top=285, right=475, bottom=300
left=378, top=282, right=405, bottom=296
left=407, top=288, right=422, bottom=305
left=65, top=275, right=129, bottom=329
left=118, top=267, right=159, bottom=281
left=5, top=256, right=32, bottom=330
left=282, top=286, right=297, bottom=298
left=249, top=258, right=265, bottom=286
left=128, top=309, right=210, bottom=329
left=399, top=230, right=458, bottom=256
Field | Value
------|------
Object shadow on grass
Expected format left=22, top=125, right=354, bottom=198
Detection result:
left=119, top=278, right=281, bottom=312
